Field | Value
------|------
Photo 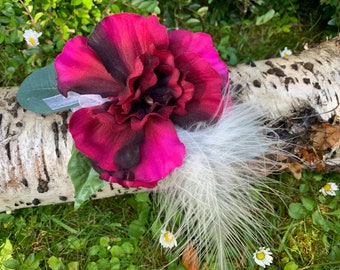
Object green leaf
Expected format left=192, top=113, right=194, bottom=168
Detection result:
left=71, top=0, right=82, bottom=5
left=324, top=208, right=340, bottom=218
left=33, top=12, right=44, bottom=22
left=121, top=242, right=134, bottom=254
left=327, top=245, right=340, bottom=261
left=288, top=203, right=308, bottom=219
left=134, top=192, right=151, bottom=203
left=86, top=262, right=99, bottom=270
left=67, top=261, right=79, bottom=270
left=256, top=9, right=275, bottom=25
left=88, top=245, right=100, bottom=256
left=110, top=245, right=125, bottom=258
left=197, top=6, right=209, bottom=16
left=0, top=213, right=14, bottom=223
left=82, top=0, right=93, bottom=9
left=312, top=210, right=331, bottom=232
left=186, top=18, right=200, bottom=25
left=16, top=64, right=67, bottom=114
left=128, top=220, right=146, bottom=238
left=299, top=183, right=309, bottom=193
left=284, top=261, right=298, bottom=270
left=2, top=259, right=20, bottom=269
left=48, top=256, right=64, bottom=270
left=68, top=146, right=108, bottom=210
left=301, top=197, right=316, bottom=211
left=99, top=236, right=110, bottom=247
left=0, top=239, right=13, bottom=259
left=67, top=236, right=84, bottom=251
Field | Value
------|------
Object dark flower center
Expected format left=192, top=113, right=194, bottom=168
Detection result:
left=128, top=62, right=179, bottom=121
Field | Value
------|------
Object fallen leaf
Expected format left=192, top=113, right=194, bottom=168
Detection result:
left=288, top=163, right=303, bottom=179
left=182, top=242, right=199, bottom=270
left=281, top=162, right=303, bottom=179
left=311, top=122, right=340, bottom=151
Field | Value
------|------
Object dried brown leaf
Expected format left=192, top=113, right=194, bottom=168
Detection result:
left=182, top=242, right=199, bottom=270
left=311, top=123, right=340, bottom=151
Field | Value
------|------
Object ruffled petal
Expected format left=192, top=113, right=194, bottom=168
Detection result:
left=88, top=13, right=169, bottom=86
left=114, top=117, right=186, bottom=188
left=55, top=36, right=124, bottom=97
left=69, top=106, right=185, bottom=188
left=69, top=104, right=129, bottom=172
left=171, top=53, right=224, bottom=128
left=168, top=30, right=229, bottom=87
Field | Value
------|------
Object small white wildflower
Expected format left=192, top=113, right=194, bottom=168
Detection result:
left=279, top=47, right=292, bottom=58
left=23, top=29, right=42, bottom=47
left=319, top=182, right=339, bottom=196
left=159, top=230, right=177, bottom=249
left=253, top=247, right=273, bottom=268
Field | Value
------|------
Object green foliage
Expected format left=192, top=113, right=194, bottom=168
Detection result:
left=159, top=0, right=338, bottom=64
left=1, top=0, right=338, bottom=86
left=16, top=63, right=61, bottom=114
left=275, top=172, right=340, bottom=269
left=68, top=146, right=108, bottom=210
left=0, top=193, right=171, bottom=269
left=0, top=0, right=161, bottom=86
left=321, top=0, right=340, bottom=28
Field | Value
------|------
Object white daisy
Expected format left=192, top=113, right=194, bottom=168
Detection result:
left=319, top=182, right=339, bottom=196
left=253, top=247, right=273, bottom=268
left=159, top=230, right=177, bottom=248
left=279, top=47, right=292, bottom=57
left=23, top=29, right=42, bottom=47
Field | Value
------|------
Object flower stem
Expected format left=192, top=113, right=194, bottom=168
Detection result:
left=19, top=0, right=38, bottom=29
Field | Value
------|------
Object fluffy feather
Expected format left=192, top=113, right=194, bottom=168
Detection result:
left=154, top=102, right=282, bottom=269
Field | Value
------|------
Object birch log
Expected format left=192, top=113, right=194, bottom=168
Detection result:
left=1, top=38, right=340, bottom=212
left=0, top=89, right=142, bottom=212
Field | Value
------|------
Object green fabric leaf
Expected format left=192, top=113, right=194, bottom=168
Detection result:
left=68, top=146, right=108, bottom=210
left=17, top=63, right=76, bottom=114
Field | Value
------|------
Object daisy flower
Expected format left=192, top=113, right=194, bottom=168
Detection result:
left=319, top=182, right=339, bottom=196
left=253, top=247, right=273, bottom=268
left=23, top=29, right=42, bottom=47
left=279, top=47, right=292, bottom=57
left=159, top=230, right=177, bottom=248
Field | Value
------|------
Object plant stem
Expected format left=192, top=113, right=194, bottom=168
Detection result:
left=19, top=0, right=38, bottom=29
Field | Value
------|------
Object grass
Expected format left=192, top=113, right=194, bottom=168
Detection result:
left=0, top=194, right=170, bottom=269
left=0, top=172, right=339, bottom=269
left=1, top=0, right=340, bottom=269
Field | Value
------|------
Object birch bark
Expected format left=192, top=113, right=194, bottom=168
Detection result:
left=1, top=38, right=339, bottom=212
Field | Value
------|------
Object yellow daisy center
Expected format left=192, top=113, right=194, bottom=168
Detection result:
left=256, top=251, right=266, bottom=260
left=324, top=183, right=331, bottom=191
left=164, top=232, right=173, bottom=242
left=28, top=37, right=36, bottom=45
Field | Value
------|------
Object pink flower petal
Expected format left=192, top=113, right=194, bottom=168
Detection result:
left=119, top=117, right=186, bottom=187
left=88, top=13, right=169, bottom=86
left=69, top=106, right=185, bottom=188
left=55, top=36, right=124, bottom=97
left=171, top=53, right=224, bottom=128
left=168, top=30, right=229, bottom=87
left=69, top=104, right=126, bottom=172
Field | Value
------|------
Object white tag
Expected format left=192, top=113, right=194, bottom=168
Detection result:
left=43, top=94, right=79, bottom=110
left=43, top=92, right=109, bottom=112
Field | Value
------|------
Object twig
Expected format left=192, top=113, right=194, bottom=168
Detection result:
left=18, top=0, right=39, bottom=29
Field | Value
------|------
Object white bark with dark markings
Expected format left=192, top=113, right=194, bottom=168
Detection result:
left=230, top=38, right=340, bottom=121
left=1, top=38, right=340, bottom=212
left=0, top=89, right=139, bottom=212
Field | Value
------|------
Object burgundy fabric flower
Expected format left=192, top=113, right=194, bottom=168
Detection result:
left=55, top=13, right=229, bottom=188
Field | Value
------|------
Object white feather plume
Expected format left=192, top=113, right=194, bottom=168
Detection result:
left=155, top=102, right=282, bottom=269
